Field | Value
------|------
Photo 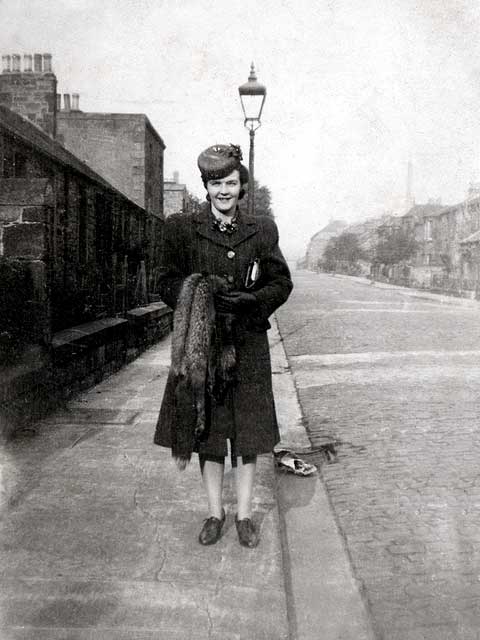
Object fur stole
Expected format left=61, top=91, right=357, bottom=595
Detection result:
left=170, top=274, right=236, bottom=469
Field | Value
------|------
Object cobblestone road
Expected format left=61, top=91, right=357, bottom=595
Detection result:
left=276, top=271, right=480, bottom=640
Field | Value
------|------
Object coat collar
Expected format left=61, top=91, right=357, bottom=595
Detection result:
left=193, top=202, right=257, bottom=248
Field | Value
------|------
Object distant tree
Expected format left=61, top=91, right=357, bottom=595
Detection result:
left=374, top=228, right=418, bottom=265
left=239, top=180, right=274, bottom=217
left=186, top=191, right=201, bottom=214
left=321, top=232, right=366, bottom=271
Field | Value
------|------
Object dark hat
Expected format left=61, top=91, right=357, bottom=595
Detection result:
left=197, top=144, right=244, bottom=181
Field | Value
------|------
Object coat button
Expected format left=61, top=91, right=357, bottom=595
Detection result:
left=227, top=250, right=235, bottom=259
left=227, top=275, right=234, bottom=284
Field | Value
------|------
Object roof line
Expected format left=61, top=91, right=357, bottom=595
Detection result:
left=57, top=110, right=166, bottom=149
left=0, top=105, right=147, bottom=213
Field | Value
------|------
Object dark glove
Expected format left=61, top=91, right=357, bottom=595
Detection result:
left=208, top=274, right=229, bottom=293
left=214, top=291, right=258, bottom=314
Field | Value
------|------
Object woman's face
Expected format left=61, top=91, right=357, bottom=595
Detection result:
left=206, top=169, right=241, bottom=216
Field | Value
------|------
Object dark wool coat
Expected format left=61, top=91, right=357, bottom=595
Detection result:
left=154, top=204, right=293, bottom=457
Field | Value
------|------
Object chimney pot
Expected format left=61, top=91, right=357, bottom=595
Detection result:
left=173, top=171, right=179, bottom=183
left=11, top=54, right=21, bottom=72
left=42, top=53, right=52, bottom=73
left=56, top=93, right=61, bottom=110
left=33, top=53, right=43, bottom=72
left=23, top=54, right=32, bottom=72
left=72, top=93, right=79, bottom=111
left=2, top=55, right=11, bottom=73
left=63, top=93, right=71, bottom=112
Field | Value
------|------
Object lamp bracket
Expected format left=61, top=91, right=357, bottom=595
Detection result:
left=244, top=119, right=262, bottom=132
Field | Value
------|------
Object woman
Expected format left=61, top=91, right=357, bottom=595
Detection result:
left=154, top=144, right=292, bottom=548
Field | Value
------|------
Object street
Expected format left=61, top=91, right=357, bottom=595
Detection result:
left=276, top=271, right=480, bottom=640
left=4, top=268, right=480, bottom=639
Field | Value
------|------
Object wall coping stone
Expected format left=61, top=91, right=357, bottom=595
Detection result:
left=0, top=309, right=172, bottom=434
left=126, top=301, right=172, bottom=323
left=52, top=317, right=128, bottom=351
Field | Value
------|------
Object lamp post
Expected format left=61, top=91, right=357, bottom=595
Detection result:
left=238, top=62, right=267, bottom=216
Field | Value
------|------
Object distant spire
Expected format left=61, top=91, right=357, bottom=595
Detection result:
left=405, top=160, right=414, bottom=211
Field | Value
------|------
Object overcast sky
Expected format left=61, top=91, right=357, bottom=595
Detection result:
left=3, top=0, right=480, bottom=259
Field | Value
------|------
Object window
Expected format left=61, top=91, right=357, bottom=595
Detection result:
left=424, top=219, right=432, bottom=241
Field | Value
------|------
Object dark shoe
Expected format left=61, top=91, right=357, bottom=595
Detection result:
left=235, top=515, right=259, bottom=548
left=198, top=509, right=226, bottom=545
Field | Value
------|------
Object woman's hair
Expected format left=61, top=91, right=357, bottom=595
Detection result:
left=238, top=163, right=249, bottom=186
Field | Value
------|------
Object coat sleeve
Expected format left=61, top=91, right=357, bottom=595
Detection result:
left=158, top=215, right=189, bottom=309
left=251, top=218, right=293, bottom=323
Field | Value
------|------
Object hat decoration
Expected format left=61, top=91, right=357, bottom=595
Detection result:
left=198, top=144, right=244, bottom=181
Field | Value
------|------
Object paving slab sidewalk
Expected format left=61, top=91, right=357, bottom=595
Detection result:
left=0, top=331, right=287, bottom=639
left=0, top=318, right=375, bottom=640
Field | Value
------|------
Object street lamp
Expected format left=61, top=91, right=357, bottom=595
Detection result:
left=238, top=62, right=267, bottom=216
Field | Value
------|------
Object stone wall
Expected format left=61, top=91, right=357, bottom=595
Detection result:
left=0, top=302, right=172, bottom=438
left=0, top=117, right=165, bottom=334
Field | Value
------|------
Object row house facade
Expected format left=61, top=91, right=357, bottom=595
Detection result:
left=397, top=202, right=446, bottom=287
left=302, top=185, right=480, bottom=296
left=399, top=193, right=480, bottom=292
left=302, top=214, right=397, bottom=272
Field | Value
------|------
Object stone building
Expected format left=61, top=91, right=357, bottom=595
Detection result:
left=57, top=104, right=165, bottom=218
left=163, top=171, right=193, bottom=217
left=374, top=194, right=480, bottom=292
left=0, top=54, right=166, bottom=335
left=0, top=52, right=166, bottom=220
left=397, top=202, right=446, bottom=286
left=428, top=193, right=480, bottom=290
left=0, top=103, right=164, bottom=333
left=387, top=193, right=480, bottom=290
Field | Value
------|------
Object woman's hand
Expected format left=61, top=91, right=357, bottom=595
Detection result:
left=208, top=274, right=229, bottom=292
left=214, top=291, right=258, bottom=314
